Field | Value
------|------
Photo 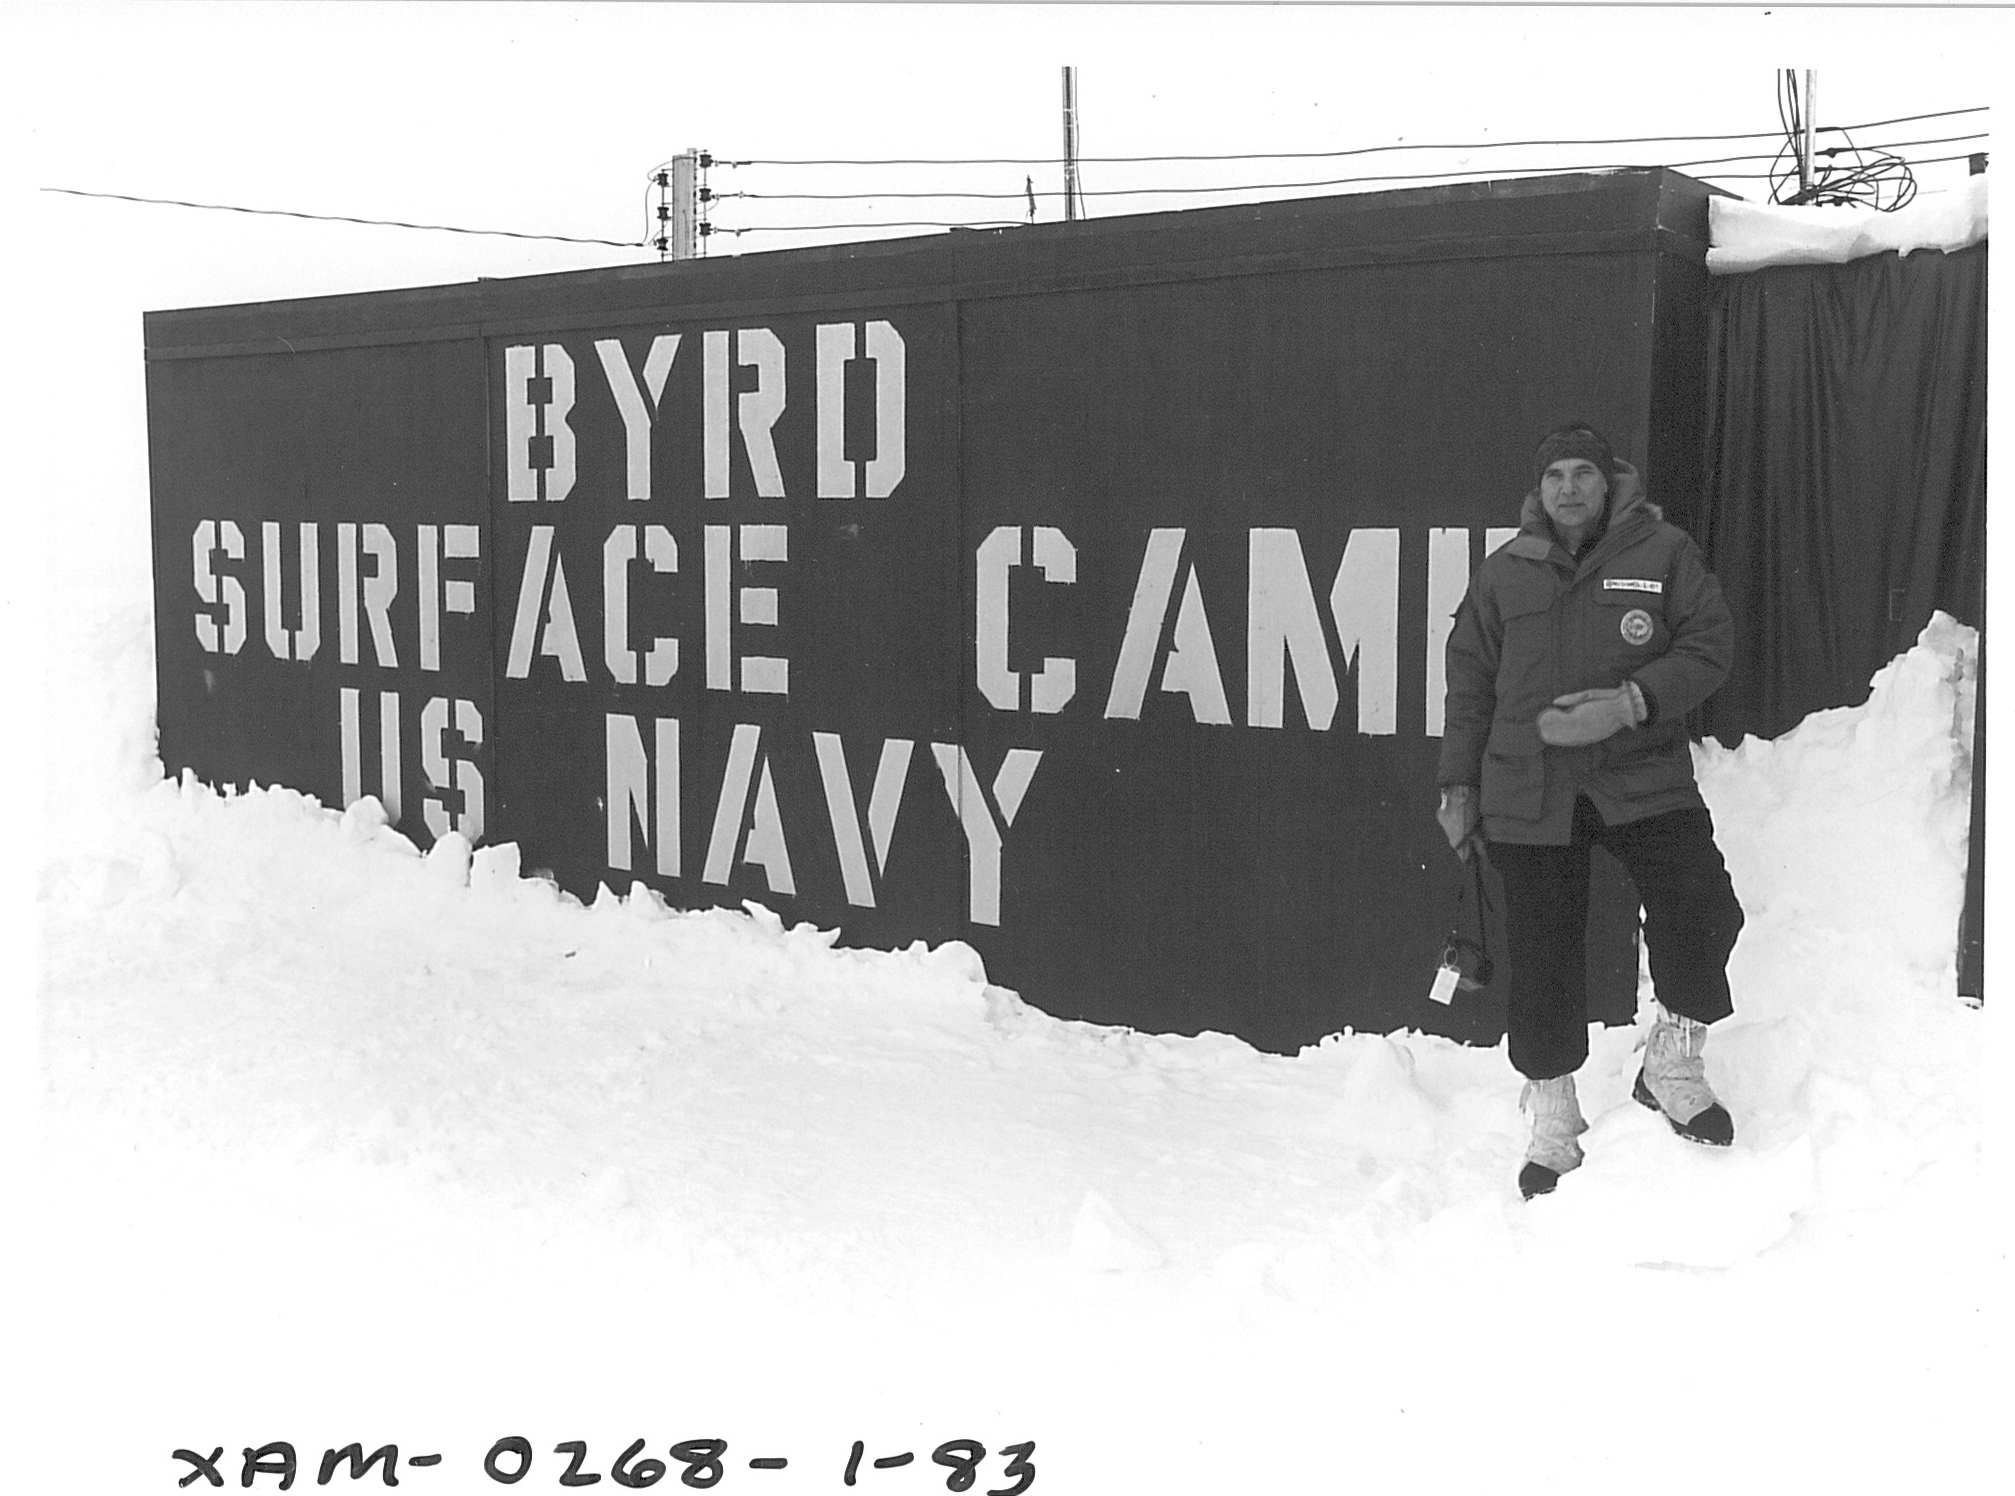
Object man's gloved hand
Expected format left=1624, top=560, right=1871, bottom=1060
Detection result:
left=1537, top=682, right=1647, bottom=746
left=1436, top=784, right=1480, bottom=860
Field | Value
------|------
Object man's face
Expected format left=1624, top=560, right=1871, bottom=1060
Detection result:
left=1540, top=457, right=1609, bottom=536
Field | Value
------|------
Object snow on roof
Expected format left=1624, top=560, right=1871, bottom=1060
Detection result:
left=1706, top=172, right=1987, bottom=274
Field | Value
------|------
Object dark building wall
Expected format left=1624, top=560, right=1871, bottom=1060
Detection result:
left=147, top=169, right=1723, bottom=1053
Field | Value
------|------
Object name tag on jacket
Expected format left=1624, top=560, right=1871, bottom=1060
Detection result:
left=1602, top=578, right=1664, bottom=594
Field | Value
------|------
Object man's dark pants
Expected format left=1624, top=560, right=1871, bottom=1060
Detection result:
left=1488, top=797, right=1743, bottom=1081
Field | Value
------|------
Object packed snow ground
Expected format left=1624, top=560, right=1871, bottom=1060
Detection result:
left=26, top=573, right=1992, bottom=1490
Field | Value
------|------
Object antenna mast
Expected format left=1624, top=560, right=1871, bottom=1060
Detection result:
left=1062, top=67, right=1081, bottom=221
left=1801, top=71, right=1817, bottom=199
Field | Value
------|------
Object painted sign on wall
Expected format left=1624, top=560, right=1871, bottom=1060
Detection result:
left=152, top=174, right=1718, bottom=1050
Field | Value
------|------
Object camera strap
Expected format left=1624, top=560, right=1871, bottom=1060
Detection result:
left=1466, top=842, right=1499, bottom=935
left=1460, top=844, right=1495, bottom=960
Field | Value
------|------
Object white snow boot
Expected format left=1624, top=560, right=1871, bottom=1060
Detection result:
left=1518, top=1074, right=1588, bottom=1199
left=1633, top=1007, right=1734, bottom=1147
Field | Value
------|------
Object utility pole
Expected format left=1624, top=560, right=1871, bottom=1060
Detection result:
left=653, top=150, right=700, bottom=261
left=1062, top=66, right=1081, bottom=221
left=670, top=148, right=699, bottom=260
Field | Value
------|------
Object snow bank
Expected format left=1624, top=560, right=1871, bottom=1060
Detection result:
left=1685, top=615, right=1981, bottom=1241
left=37, top=611, right=1982, bottom=1277
left=1706, top=172, right=1988, bottom=273
left=1696, top=612, right=1976, bottom=991
left=28, top=597, right=1987, bottom=1492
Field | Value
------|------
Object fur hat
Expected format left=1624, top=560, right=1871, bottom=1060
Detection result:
left=1532, top=421, right=1619, bottom=484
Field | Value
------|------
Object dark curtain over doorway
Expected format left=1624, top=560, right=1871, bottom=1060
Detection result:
left=1694, top=240, right=1986, bottom=996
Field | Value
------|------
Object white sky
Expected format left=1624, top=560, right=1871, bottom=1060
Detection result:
left=9, top=1, right=2003, bottom=306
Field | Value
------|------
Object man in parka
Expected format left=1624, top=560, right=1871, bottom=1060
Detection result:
left=1436, top=421, right=1746, bottom=1200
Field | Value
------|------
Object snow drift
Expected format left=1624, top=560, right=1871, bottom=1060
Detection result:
left=29, top=607, right=1988, bottom=1493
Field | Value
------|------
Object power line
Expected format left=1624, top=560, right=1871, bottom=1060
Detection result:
left=723, top=135, right=1986, bottom=205
left=1826, top=132, right=1990, bottom=154
left=1766, top=72, right=1934, bottom=209
left=40, top=187, right=643, bottom=248
left=1831, top=106, right=1989, bottom=133
left=1698, top=151, right=1982, bottom=183
left=721, top=108, right=1986, bottom=168
left=734, top=150, right=1988, bottom=237
left=43, top=107, right=1987, bottom=255
left=712, top=220, right=1025, bottom=235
